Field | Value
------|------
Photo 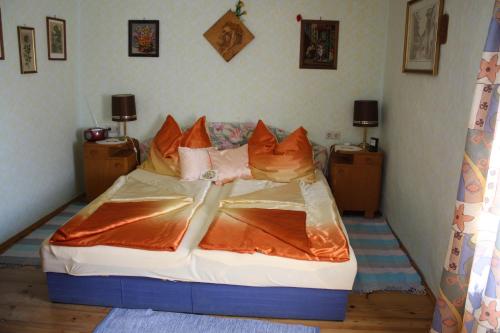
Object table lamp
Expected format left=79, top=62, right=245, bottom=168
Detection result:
left=353, top=100, right=378, bottom=150
left=112, top=94, right=136, bottom=137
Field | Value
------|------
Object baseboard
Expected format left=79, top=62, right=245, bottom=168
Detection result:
left=384, top=217, right=437, bottom=305
left=0, top=194, right=84, bottom=255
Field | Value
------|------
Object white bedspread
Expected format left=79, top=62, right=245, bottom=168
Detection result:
left=41, top=170, right=357, bottom=290
left=190, top=172, right=357, bottom=290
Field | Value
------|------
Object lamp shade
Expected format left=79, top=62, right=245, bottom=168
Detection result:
left=112, top=94, right=136, bottom=122
left=353, top=100, right=378, bottom=127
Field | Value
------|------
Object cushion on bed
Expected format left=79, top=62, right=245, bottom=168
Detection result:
left=141, top=115, right=212, bottom=176
left=248, top=120, right=316, bottom=183
left=208, top=144, right=252, bottom=185
left=178, top=147, right=214, bottom=181
left=139, top=122, right=328, bottom=174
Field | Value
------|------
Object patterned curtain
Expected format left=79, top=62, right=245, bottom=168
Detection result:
left=431, top=2, right=500, bottom=332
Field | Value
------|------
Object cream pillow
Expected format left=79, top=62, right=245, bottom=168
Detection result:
left=208, top=145, right=252, bottom=185
left=178, top=147, right=214, bottom=181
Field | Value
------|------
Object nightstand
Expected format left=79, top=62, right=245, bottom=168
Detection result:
left=83, top=140, right=138, bottom=202
left=328, top=146, right=383, bottom=218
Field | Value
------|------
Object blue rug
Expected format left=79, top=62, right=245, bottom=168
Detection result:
left=94, top=308, right=319, bottom=333
left=343, top=216, right=426, bottom=294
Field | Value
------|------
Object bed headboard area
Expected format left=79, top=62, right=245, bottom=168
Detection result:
left=139, top=122, right=328, bottom=173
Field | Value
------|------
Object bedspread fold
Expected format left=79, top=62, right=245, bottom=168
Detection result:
left=50, top=199, right=194, bottom=250
left=50, top=169, right=211, bottom=251
left=199, top=176, right=350, bottom=262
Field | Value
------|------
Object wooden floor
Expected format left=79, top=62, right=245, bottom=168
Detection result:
left=0, top=266, right=434, bottom=333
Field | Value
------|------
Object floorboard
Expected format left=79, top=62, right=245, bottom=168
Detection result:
left=0, top=266, right=434, bottom=333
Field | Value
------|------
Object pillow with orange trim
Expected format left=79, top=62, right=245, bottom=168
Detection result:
left=140, top=115, right=212, bottom=176
left=248, top=120, right=316, bottom=183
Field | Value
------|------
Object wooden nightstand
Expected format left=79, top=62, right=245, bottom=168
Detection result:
left=83, top=140, right=138, bottom=202
left=328, top=146, right=383, bottom=218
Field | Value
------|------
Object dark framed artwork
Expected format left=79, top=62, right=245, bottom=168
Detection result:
left=299, top=20, right=339, bottom=70
left=17, top=26, right=37, bottom=74
left=402, top=0, right=444, bottom=75
left=0, top=8, right=4, bottom=60
left=46, top=17, right=67, bottom=60
left=128, top=20, right=159, bottom=57
left=204, top=10, right=254, bottom=62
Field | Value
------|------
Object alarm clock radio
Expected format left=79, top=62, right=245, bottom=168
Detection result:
left=84, top=127, right=109, bottom=142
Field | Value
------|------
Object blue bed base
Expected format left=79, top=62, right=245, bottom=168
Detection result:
left=46, top=272, right=349, bottom=321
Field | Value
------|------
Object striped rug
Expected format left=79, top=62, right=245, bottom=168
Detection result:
left=343, top=215, right=426, bottom=294
left=0, top=203, right=425, bottom=294
left=0, top=201, right=86, bottom=266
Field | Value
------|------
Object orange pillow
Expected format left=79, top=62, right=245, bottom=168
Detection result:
left=141, top=115, right=212, bottom=176
left=248, top=120, right=315, bottom=183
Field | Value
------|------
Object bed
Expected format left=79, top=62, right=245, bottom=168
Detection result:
left=41, top=122, right=357, bottom=321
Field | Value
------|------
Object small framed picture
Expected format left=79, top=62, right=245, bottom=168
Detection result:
left=128, top=20, right=159, bottom=57
left=46, top=17, right=67, bottom=60
left=369, top=137, right=379, bottom=152
left=17, top=26, right=37, bottom=74
left=0, top=8, right=5, bottom=60
left=402, top=0, right=444, bottom=75
left=299, top=19, right=339, bottom=70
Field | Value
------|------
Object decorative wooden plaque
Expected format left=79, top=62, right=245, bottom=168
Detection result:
left=204, top=10, right=254, bottom=62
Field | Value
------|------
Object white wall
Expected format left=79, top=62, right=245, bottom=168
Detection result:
left=0, top=0, right=388, bottom=246
left=78, top=0, right=388, bottom=146
left=0, top=0, right=79, bottom=243
left=381, top=0, right=492, bottom=294
left=0, top=0, right=388, bottom=244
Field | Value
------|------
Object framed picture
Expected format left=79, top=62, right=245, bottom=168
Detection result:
left=128, top=20, right=159, bottom=57
left=46, top=17, right=67, bottom=60
left=0, top=8, right=5, bottom=60
left=17, top=26, right=37, bottom=74
left=402, top=0, right=444, bottom=75
left=203, top=10, right=254, bottom=62
left=299, top=20, right=339, bottom=70
left=369, top=137, right=379, bottom=152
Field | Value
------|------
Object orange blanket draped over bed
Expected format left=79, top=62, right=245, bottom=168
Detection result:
left=199, top=207, right=350, bottom=262
left=50, top=199, right=192, bottom=251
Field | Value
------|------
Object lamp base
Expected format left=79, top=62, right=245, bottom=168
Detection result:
left=359, top=141, right=369, bottom=150
left=122, top=121, right=128, bottom=137
left=358, top=127, right=369, bottom=151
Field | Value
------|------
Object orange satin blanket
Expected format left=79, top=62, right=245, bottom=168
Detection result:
left=199, top=208, right=350, bottom=262
left=50, top=200, right=192, bottom=251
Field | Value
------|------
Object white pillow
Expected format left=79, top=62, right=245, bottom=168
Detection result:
left=208, top=145, right=252, bottom=185
left=178, top=147, right=214, bottom=181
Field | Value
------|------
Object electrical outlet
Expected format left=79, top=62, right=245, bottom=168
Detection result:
left=326, top=131, right=341, bottom=140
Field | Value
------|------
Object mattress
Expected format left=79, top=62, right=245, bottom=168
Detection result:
left=41, top=170, right=357, bottom=291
